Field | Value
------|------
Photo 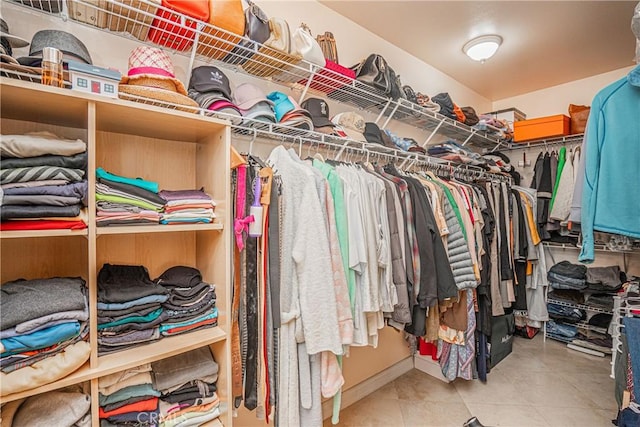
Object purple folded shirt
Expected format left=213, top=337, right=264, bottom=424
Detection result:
left=159, top=189, right=212, bottom=202
left=2, top=181, right=88, bottom=200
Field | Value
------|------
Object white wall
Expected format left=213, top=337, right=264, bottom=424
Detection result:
left=491, top=65, right=634, bottom=118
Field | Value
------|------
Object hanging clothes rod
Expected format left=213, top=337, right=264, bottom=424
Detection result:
left=230, top=120, right=512, bottom=183
left=503, top=134, right=585, bottom=151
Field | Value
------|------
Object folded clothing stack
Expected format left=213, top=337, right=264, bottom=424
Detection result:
left=156, top=266, right=218, bottom=337
left=1, top=132, right=88, bottom=231
left=96, top=168, right=164, bottom=227
left=2, top=386, right=91, bottom=427
left=547, top=302, right=585, bottom=324
left=546, top=319, right=578, bottom=341
left=152, top=347, right=222, bottom=427
left=547, top=261, right=588, bottom=290
left=586, top=265, right=623, bottom=292
left=159, top=190, right=216, bottom=225
left=99, top=363, right=161, bottom=426
left=0, top=277, right=90, bottom=395
left=97, top=264, right=168, bottom=355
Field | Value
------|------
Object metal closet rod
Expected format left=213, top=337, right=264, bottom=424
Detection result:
left=502, top=134, right=585, bottom=151
left=231, top=125, right=511, bottom=183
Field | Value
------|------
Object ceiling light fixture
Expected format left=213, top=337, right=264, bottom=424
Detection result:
left=463, top=35, right=503, bottom=63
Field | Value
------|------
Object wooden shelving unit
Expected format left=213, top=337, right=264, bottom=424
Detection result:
left=0, top=78, right=232, bottom=426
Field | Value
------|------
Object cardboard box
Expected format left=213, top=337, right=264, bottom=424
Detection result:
left=514, top=114, right=570, bottom=142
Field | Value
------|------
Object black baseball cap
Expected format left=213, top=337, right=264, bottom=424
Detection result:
left=188, top=66, right=232, bottom=100
left=364, top=122, right=384, bottom=146
left=301, top=97, right=334, bottom=129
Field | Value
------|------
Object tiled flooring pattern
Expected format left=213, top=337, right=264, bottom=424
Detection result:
left=328, top=335, right=617, bottom=427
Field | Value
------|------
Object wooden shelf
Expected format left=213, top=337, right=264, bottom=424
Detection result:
left=0, top=228, right=89, bottom=239
left=96, top=223, right=223, bottom=235
left=0, top=361, right=93, bottom=403
left=96, top=327, right=226, bottom=379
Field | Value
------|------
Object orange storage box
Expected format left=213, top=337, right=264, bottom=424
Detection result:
left=148, top=0, right=209, bottom=51
left=514, top=114, right=570, bottom=142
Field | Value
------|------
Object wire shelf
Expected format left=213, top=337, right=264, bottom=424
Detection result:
left=105, top=90, right=511, bottom=182
left=504, top=134, right=585, bottom=151
left=547, top=298, right=614, bottom=315
left=7, top=0, right=505, bottom=151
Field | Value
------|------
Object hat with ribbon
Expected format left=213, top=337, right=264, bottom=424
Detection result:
left=18, top=29, right=91, bottom=66
left=119, top=46, right=197, bottom=111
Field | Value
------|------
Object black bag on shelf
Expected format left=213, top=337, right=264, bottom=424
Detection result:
left=351, top=53, right=405, bottom=100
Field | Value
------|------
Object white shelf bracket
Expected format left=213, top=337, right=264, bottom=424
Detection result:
left=461, top=128, right=477, bottom=147
left=297, top=66, right=318, bottom=104
left=422, top=121, right=444, bottom=147
left=381, top=102, right=400, bottom=129
left=374, top=100, right=393, bottom=125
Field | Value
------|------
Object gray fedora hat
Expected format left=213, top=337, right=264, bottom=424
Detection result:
left=0, top=19, right=29, bottom=48
left=18, top=29, right=92, bottom=66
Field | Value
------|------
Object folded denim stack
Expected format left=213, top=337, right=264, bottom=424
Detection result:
left=152, top=347, right=221, bottom=427
left=546, top=319, right=578, bottom=341
left=97, top=264, right=169, bottom=355
left=155, top=266, right=218, bottom=337
left=547, top=261, right=588, bottom=290
left=0, top=277, right=90, bottom=395
left=4, top=386, right=91, bottom=427
left=158, top=190, right=216, bottom=225
left=96, top=168, right=165, bottom=227
left=547, top=302, right=585, bottom=324
left=99, top=363, right=161, bottom=426
left=0, top=132, right=88, bottom=231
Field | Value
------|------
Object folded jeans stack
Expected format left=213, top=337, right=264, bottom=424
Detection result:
left=547, top=302, right=585, bottom=324
left=96, top=168, right=164, bottom=227
left=1, top=132, right=88, bottom=231
left=547, top=260, right=588, bottom=290
left=97, top=264, right=168, bottom=354
left=158, top=190, right=216, bottom=225
left=152, top=346, right=221, bottom=427
left=3, top=386, right=91, bottom=427
left=156, top=266, right=218, bottom=337
left=98, top=363, right=161, bottom=426
left=0, top=277, right=90, bottom=395
left=546, top=319, right=578, bottom=341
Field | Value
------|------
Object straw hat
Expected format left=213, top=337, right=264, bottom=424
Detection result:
left=120, top=46, right=188, bottom=95
left=119, top=46, right=197, bottom=110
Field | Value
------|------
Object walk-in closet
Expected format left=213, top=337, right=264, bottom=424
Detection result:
left=1, top=1, right=639, bottom=426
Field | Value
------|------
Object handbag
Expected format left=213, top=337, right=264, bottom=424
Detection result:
left=148, top=0, right=209, bottom=51
left=316, top=31, right=338, bottom=63
left=291, top=23, right=325, bottom=66
left=264, top=17, right=291, bottom=53
left=351, top=54, right=404, bottom=100
left=244, top=0, right=270, bottom=45
left=568, top=104, right=590, bottom=134
left=197, top=0, right=245, bottom=60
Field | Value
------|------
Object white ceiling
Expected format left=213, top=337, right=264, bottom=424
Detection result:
left=321, top=1, right=639, bottom=101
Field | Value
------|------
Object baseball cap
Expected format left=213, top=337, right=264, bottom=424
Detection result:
left=363, top=122, right=384, bottom=146
left=188, top=66, right=232, bottom=99
left=331, top=112, right=366, bottom=142
left=189, top=89, right=229, bottom=109
left=267, top=91, right=295, bottom=122
left=301, top=98, right=334, bottom=129
left=242, top=101, right=276, bottom=123
left=233, top=83, right=274, bottom=111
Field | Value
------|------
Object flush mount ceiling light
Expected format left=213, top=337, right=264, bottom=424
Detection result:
left=463, top=35, right=503, bottom=63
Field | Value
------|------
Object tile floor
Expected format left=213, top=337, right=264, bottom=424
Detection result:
left=328, top=334, right=617, bottom=427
